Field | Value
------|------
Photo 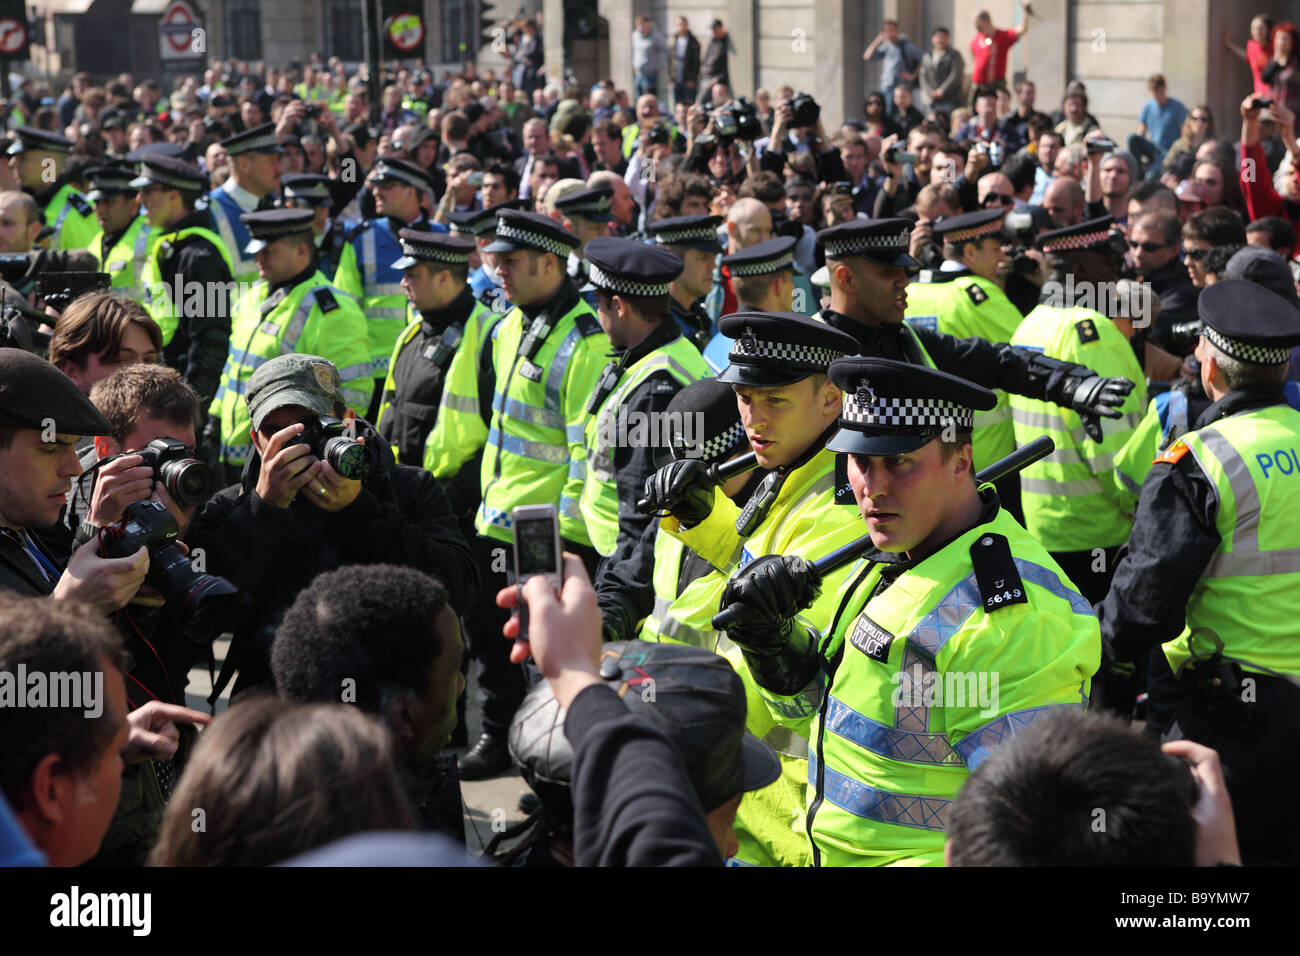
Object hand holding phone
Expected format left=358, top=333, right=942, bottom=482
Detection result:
left=510, top=504, right=563, bottom=646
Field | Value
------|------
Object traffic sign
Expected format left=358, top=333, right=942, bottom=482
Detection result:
left=159, top=0, right=201, bottom=60
left=386, top=12, right=424, bottom=53
left=0, top=18, right=26, bottom=57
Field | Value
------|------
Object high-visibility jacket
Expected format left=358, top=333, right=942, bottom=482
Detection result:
left=42, top=183, right=98, bottom=251
left=1112, top=389, right=1194, bottom=505
left=1010, top=306, right=1146, bottom=552
left=760, top=505, right=1098, bottom=866
left=422, top=303, right=501, bottom=479
left=334, top=218, right=438, bottom=380
left=904, top=274, right=1020, bottom=472
left=580, top=338, right=710, bottom=556
left=206, top=186, right=262, bottom=287
left=209, top=272, right=372, bottom=471
left=90, top=215, right=154, bottom=300
left=663, top=443, right=864, bottom=867
left=140, top=225, right=236, bottom=346
left=1161, top=404, right=1300, bottom=680
left=375, top=294, right=494, bottom=464
left=639, top=528, right=731, bottom=648
left=475, top=291, right=609, bottom=546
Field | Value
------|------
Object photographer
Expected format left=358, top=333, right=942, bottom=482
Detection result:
left=0, top=348, right=148, bottom=610
left=755, top=94, right=846, bottom=184
left=873, top=122, right=945, bottom=217
left=188, top=352, right=477, bottom=699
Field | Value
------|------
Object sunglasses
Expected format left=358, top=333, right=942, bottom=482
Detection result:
left=1183, top=246, right=1209, bottom=260
left=982, top=193, right=1014, bottom=206
left=1128, top=240, right=1169, bottom=252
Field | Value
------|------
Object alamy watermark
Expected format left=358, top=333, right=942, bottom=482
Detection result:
left=598, top=409, right=707, bottom=456
left=1041, top=275, right=1154, bottom=329
left=891, top=665, right=1000, bottom=719
left=0, top=665, right=103, bottom=718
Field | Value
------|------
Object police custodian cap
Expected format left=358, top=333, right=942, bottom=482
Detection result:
left=1198, top=279, right=1300, bottom=365
left=6, top=126, right=73, bottom=156
left=84, top=164, right=138, bottom=202
left=648, top=214, right=724, bottom=252
left=584, top=236, right=681, bottom=296
left=1036, top=216, right=1114, bottom=254
left=366, top=155, right=436, bottom=194
left=240, top=208, right=316, bottom=254
left=552, top=186, right=615, bottom=223
left=484, top=209, right=579, bottom=256
left=816, top=217, right=917, bottom=268
left=722, top=235, right=797, bottom=278
left=129, top=155, right=207, bottom=193
left=509, top=641, right=780, bottom=819
left=662, top=377, right=748, bottom=467
left=220, top=122, right=284, bottom=156
left=826, top=357, right=996, bottom=456
left=280, top=173, right=335, bottom=206
left=716, top=311, right=858, bottom=387
left=392, top=229, right=475, bottom=270
left=933, top=207, right=1005, bottom=244
left=448, top=199, right=526, bottom=238
left=0, top=348, right=111, bottom=435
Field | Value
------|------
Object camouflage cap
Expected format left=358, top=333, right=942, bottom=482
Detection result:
left=245, top=354, right=346, bottom=433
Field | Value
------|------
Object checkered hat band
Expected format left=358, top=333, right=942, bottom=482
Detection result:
left=400, top=239, right=470, bottom=264
left=945, top=220, right=1003, bottom=243
left=251, top=221, right=313, bottom=240
left=729, top=251, right=794, bottom=276
left=655, top=225, right=717, bottom=244
left=145, top=170, right=204, bottom=191
left=686, top=418, right=748, bottom=463
left=587, top=262, right=671, bottom=296
left=823, top=230, right=909, bottom=258
left=731, top=336, right=846, bottom=369
left=842, top=395, right=973, bottom=430
left=496, top=221, right=573, bottom=256
left=1041, top=229, right=1111, bottom=253
left=1203, top=325, right=1291, bottom=365
left=228, top=133, right=278, bottom=154
left=371, top=164, right=429, bottom=192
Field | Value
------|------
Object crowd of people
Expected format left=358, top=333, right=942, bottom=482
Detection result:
left=0, top=6, right=1297, bottom=871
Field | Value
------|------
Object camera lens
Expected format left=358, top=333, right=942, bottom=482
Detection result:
left=149, top=543, right=237, bottom=643
left=158, top=457, right=216, bottom=507
left=323, top=437, right=373, bottom=480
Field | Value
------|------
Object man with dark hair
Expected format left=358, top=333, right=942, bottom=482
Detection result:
left=648, top=214, right=722, bottom=350
left=590, top=120, right=627, bottom=176
left=1245, top=214, right=1297, bottom=257
left=1182, top=206, right=1247, bottom=288
left=697, top=20, right=734, bottom=106
left=1126, top=179, right=1178, bottom=222
left=1129, top=209, right=1200, bottom=354
left=48, top=293, right=163, bottom=396
left=714, top=356, right=1098, bottom=866
left=946, top=710, right=1231, bottom=866
left=671, top=16, right=701, bottom=110
left=206, top=124, right=284, bottom=286
left=920, top=27, right=964, bottom=112
left=480, top=161, right=520, bottom=209
left=133, top=155, right=236, bottom=405
left=1097, top=280, right=1300, bottom=865
left=271, top=563, right=466, bottom=838
left=191, top=351, right=477, bottom=700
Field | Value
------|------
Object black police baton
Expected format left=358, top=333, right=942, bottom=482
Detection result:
left=712, top=436, right=1056, bottom=630
left=636, top=450, right=762, bottom=515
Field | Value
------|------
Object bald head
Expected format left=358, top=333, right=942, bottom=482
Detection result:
left=1044, top=176, right=1084, bottom=228
left=726, top=198, right=773, bottom=251
left=587, top=170, right=635, bottom=226
left=636, top=94, right=660, bottom=125
left=977, top=172, right=1014, bottom=208
left=0, top=190, right=40, bottom=253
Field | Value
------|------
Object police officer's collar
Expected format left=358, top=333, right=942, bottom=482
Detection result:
left=868, top=487, right=1002, bottom=585
left=269, top=261, right=319, bottom=297
left=669, top=294, right=709, bottom=329
left=611, top=315, right=680, bottom=363
left=419, top=285, right=476, bottom=334
left=166, top=208, right=214, bottom=235
left=519, top=274, right=580, bottom=322
left=1193, top=384, right=1291, bottom=431
left=29, top=174, right=69, bottom=206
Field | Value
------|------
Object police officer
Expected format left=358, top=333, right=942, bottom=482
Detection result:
left=647, top=214, right=722, bottom=351
left=637, top=378, right=764, bottom=647
left=207, top=124, right=284, bottom=287
left=280, top=173, right=350, bottom=279
left=701, top=237, right=800, bottom=371
left=715, top=357, right=1101, bottom=866
left=0, top=348, right=149, bottom=606
left=453, top=198, right=525, bottom=315
left=903, top=209, right=1022, bottom=484
left=6, top=127, right=97, bottom=252
left=1010, top=218, right=1147, bottom=603
left=376, top=230, right=491, bottom=469
left=1097, top=280, right=1300, bottom=865
left=815, top=217, right=1135, bottom=474
left=207, top=208, right=371, bottom=484
left=85, top=163, right=153, bottom=300
left=579, top=237, right=711, bottom=644
left=552, top=186, right=615, bottom=307
left=333, top=155, right=442, bottom=420
left=640, top=311, right=864, bottom=866
left=459, top=208, right=610, bottom=779
left=133, top=155, right=236, bottom=406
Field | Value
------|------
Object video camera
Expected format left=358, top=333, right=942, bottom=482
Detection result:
left=713, top=97, right=763, bottom=145
left=35, top=271, right=111, bottom=315
left=790, top=92, right=820, bottom=128
left=0, top=250, right=101, bottom=297
left=1085, top=135, right=1118, bottom=155
left=1003, top=208, right=1044, bottom=278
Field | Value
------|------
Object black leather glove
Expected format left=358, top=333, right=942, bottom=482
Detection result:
left=637, top=458, right=715, bottom=528
left=714, top=554, right=821, bottom=654
left=1068, top=375, right=1135, bottom=442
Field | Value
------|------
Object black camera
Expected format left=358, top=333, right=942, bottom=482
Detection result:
left=1003, top=209, right=1043, bottom=278
left=134, top=438, right=217, bottom=507
left=712, top=109, right=738, bottom=143
left=36, top=271, right=111, bottom=315
left=1252, top=97, right=1274, bottom=110
left=1085, top=135, right=1117, bottom=155
left=0, top=300, right=51, bottom=356
left=286, top=416, right=373, bottom=480
left=715, top=98, right=762, bottom=144
left=305, top=104, right=321, bottom=120
left=645, top=122, right=670, bottom=146
left=883, top=145, right=917, bottom=165
left=791, top=92, right=820, bottom=128
left=100, top=500, right=236, bottom=643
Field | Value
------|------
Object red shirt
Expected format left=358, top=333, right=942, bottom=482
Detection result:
left=1248, top=39, right=1271, bottom=99
left=970, top=28, right=1019, bottom=84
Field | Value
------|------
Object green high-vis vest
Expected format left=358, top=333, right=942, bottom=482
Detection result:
left=421, top=302, right=502, bottom=477
left=141, top=226, right=236, bottom=346
left=91, top=215, right=155, bottom=300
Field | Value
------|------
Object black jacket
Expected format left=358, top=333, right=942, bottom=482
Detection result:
left=1141, top=257, right=1200, bottom=356
left=675, top=32, right=702, bottom=86
left=700, top=34, right=733, bottom=86
left=155, top=209, right=236, bottom=405
left=0, top=526, right=62, bottom=597
left=187, top=419, right=478, bottom=690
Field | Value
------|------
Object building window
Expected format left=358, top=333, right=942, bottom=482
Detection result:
left=325, top=0, right=364, bottom=62
left=225, top=0, right=262, bottom=60
left=442, top=0, right=470, bottom=64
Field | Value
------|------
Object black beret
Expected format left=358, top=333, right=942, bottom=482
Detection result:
left=0, top=349, right=111, bottom=435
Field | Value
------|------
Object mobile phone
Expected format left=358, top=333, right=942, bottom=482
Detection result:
left=511, top=504, right=563, bottom=643
left=468, top=171, right=485, bottom=186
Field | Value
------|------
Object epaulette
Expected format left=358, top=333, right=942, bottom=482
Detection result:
left=970, top=532, right=1028, bottom=613
left=67, top=193, right=93, bottom=217
left=574, top=309, right=603, bottom=337
left=314, top=287, right=340, bottom=313
left=1154, top=441, right=1190, bottom=466
left=963, top=281, right=989, bottom=305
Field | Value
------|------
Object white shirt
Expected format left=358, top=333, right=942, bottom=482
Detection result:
left=222, top=177, right=261, bottom=211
